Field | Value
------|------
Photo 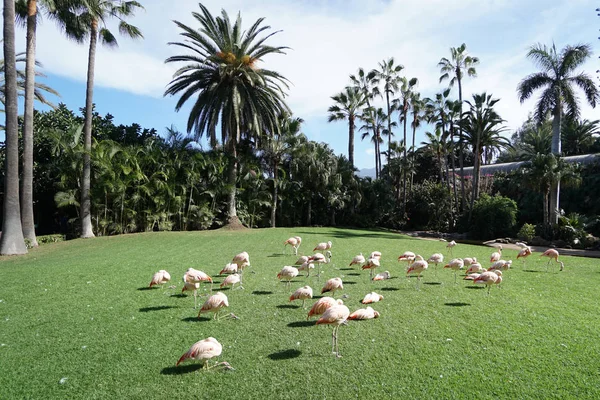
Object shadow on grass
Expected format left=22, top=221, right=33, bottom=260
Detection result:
left=252, top=291, right=273, bottom=295
left=343, top=281, right=357, bottom=285
left=267, top=253, right=287, bottom=258
left=294, top=228, right=401, bottom=241
left=444, top=302, right=471, bottom=307
left=523, top=270, right=541, bottom=273
left=182, top=316, right=211, bottom=322
left=137, top=287, right=158, bottom=291
left=170, top=294, right=187, bottom=298
left=347, top=273, right=361, bottom=276
left=287, top=320, right=315, bottom=328
left=423, top=282, right=442, bottom=286
left=276, top=304, right=300, bottom=309
left=160, top=364, right=203, bottom=375
left=465, top=286, right=484, bottom=290
left=339, top=268, right=354, bottom=271
left=380, top=287, right=399, bottom=291
left=267, top=349, right=302, bottom=360
left=139, top=305, right=178, bottom=312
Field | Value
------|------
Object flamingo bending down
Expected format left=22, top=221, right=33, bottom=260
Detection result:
left=444, top=258, right=464, bottom=284
left=321, top=277, right=344, bottom=297
left=361, top=257, right=380, bottom=279
left=197, top=292, right=229, bottom=320
left=277, top=266, right=299, bottom=287
left=446, top=240, right=457, bottom=255
left=349, top=253, right=366, bottom=267
left=184, top=268, right=213, bottom=292
left=464, top=273, right=482, bottom=281
left=473, top=270, right=503, bottom=295
left=406, top=255, right=428, bottom=290
left=307, top=297, right=344, bottom=320
left=289, top=286, right=313, bottom=308
left=362, top=292, right=384, bottom=304
left=315, top=304, right=350, bottom=357
left=369, top=251, right=382, bottom=260
left=220, top=273, right=242, bottom=290
left=463, top=257, right=477, bottom=267
left=232, top=252, right=250, bottom=285
left=149, top=270, right=171, bottom=288
left=373, top=271, right=391, bottom=281
left=465, top=262, right=484, bottom=274
left=398, top=251, right=416, bottom=265
left=176, top=337, right=232, bottom=370
left=294, top=256, right=309, bottom=266
left=540, top=249, right=564, bottom=271
left=182, top=280, right=200, bottom=309
left=284, top=237, right=302, bottom=255
left=517, top=247, right=532, bottom=267
left=427, top=253, right=444, bottom=271
left=314, top=241, right=333, bottom=252
left=309, top=253, right=330, bottom=277
left=219, top=263, right=238, bottom=275
left=348, top=306, right=380, bottom=320
left=297, top=261, right=315, bottom=277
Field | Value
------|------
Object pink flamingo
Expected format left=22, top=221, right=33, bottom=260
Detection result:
left=315, top=304, right=350, bottom=357
left=361, top=257, right=380, bottom=279
left=182, top=281, right=200, bottom=309
left=321, top=277, right=343, bottom=297
left=284, top=237, right=302, bottom=255
left=407, top=255, right=428, bottom=290
left=307, top=297, right=343, bottom=320
left=277, top=266, right=299, bottom=287
left=197, top=292, right=229, bottom=320
left=348, top=306, right=380, bottom=320
left=373, top=271, right=391, bottom=281
left=349, top=253, right=366, bottom=267
left=220, top=273, right=242, bottom=290
left=473, top=270, right=503, bottom=295
left=314, top=241, right=332, bottom=252
left=149, top=270, right=171, bottom=288
left=361, top=292, right=384, bottom=304
left=444, top=258, right=464, bottom=284
left=176, top=337, right=232, bottom=370
left=289, top=285, right=313, bottom=308
left=184, top=268, right=213, bottom=292
left=540, top=249, right=564, bottom=271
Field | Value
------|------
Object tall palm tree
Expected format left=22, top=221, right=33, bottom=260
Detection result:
left=165, top=4, right=289, bottom=227
left=438, top=43, right=479, bottom=210
left=421, top=130, right=446, bottom=183
left=373, top=58, right=403, bottom=163
left=327, top=86, right=366, bottom=168
left=360, top=107, right=390, bottom=179
left=409, top=92, right=424, bottom=191
left=517, top=43, right=598, bottom=224
left=350, top=67, right=379, bottom=163
left=15, top=0, right=80, bottom=246
left=71, top=0, right=144, bottom=238
left=0, top=0, right=28, bottom=254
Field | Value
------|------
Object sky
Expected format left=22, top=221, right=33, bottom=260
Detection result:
left=10, top=0, right=600, bottom=170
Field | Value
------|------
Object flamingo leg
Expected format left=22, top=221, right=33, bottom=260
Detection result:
left=416, top=275, right=421, bottom=291
left=193, top=290, right=198, bottom=309
left=487, top=285, right=491, bottom=296
left=302, top=299, right=306, bottom=308
left=331, top=327, right=336, bottom=354
left=454, top=271, right=457, bottom=284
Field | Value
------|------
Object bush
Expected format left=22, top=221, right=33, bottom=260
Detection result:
left=517, top=223, right=536, bottom=242
left=37, top=234, right=66, bottom=245
left=405, top=180, right=453, bottom=232
left=469, top=194, right=518, bottom=240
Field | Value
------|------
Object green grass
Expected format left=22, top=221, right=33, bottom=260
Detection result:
left=1, top=227, right=599, bottom=399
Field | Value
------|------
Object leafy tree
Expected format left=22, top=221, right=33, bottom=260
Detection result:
left=561, top=118, right=599, bottom=156
left=470, top=194, right=518, bottom=240
left=165, top=3, right=289, bottom=227
left=360, top=107, right=390, bottom=179
left=517, top=43, right=599, bottom=224
left=373, top=58, right=403, bottom=162
left=327, top=86, right=366, bottom=168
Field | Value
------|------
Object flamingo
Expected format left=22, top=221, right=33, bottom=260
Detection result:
left=406, top=255, right=428, bottom=290
left=284, top=237, right=301, bottom=255
left=427, top=253, right=444, bottom=271
left=446, top=240, right=457, bottom=255
left=369, top=251, right=382, bottom=260
left=184, top=268, right=213, bottom=292
left=220, top=273, right=242, bottom=290
left=149, top=270, right=171, bottom=288
left=463, top=257, right=477, bottom=267
left=182, top=281, right=200, bottom=309
left=315, top=304, right=350, bottom=357
left=444, top=258, right=464, bottom=284
left=197, top=292, right=229, bottom=320
left=314, top=241, right=332, bottom=252
left=309, top=253, right=329, bottom=277
left=517, top=247, right=532, bottom=267
left=232, top=252, right=250, bottom=286
left=289, top=286, right=313, bottom=308
left=515, top=242, right=529, bottom=249
left=465, top=262, right=485, bottom=274
left=473, top=270, right=503, bottom=295
left=373, top=271, right=391, bottom=281
left=540, top=249, right=564, bottom=271
left=361, top=257, right=380, bottom=279
left=464, top=273, right=482, bottom=281
left=321, top=277, right=344, bottom=297
left=398, top=251, right=416, bottom=265
left=176, top=337, right=232, bottom=370
left=362, top=292, right=384, bottom=304
left=307, top=297, right=344, bottom=320
left=488, top=259, right=511, bottom=272
left=294, top=256, right=309, bottom=266
left=348, top=306, right=380, bottom=320
left=297, top=261, right=315, bottom=277
left=490, top=245, right=503, bottom=263
left=219, top=263, right=238, bottom=275
left=349, top=253, right=366, bottom=267
left=277, top=266, right=299, bottom=287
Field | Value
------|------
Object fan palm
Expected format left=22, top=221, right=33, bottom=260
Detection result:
left=360, top=107, right=391, bottom=179
left=517, top=43, right=598, bottom=224
left=350, top=67, right=379, bottom=161
left=327, top=86, right=366, bottom=168
left=373, top=58, right=404, bottom=162
left=165, top=4, right=289, bottom=227
left=439, top=43, right=479, bottom=210
left=561, top=118, right=599, bottom=156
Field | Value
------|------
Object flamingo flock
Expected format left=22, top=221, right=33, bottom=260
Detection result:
left=146, top=234, right=568, bottom=368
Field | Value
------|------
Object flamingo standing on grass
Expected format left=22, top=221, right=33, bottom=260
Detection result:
left=231, top=252, right=250, bottom=286
left=321, top=277, right=344, bottom=297
left=517, top=247, right=532, bottom=267
left=197, top=292, right=230, bottom=320
left=277, top=266, right=299, bottom=287
left=361, top=257, right=380, bottom=279
left=289, top=286, right=313, bottom=308
left=349, top=253, right=366, bottom=267
left=182, top=281, right=201, bottom=309
left=473, top=270, right=503, bottom=295
left=446, top=240, right=457, bottom=255
left=307, top=297, right=344, bottom=320
left=149, top=270, right=171, bottom=288
left=540, top=249, right=564, bottom=271
left=315, top=304, right=350, bottom=358
left=406, top=255, right=428, bottom=290
left=220, top=273, right=242, bottom=290
left=490, top=246, right=503, bottom=263
left=284, top=236, right=302, bottom=255
left=176, top=337, right=232, bottom=370
left=444, top=258, right=464, bottom=284
left=427, top=253, right=444, bottom=272
left=184, top=268, right=213, bottom=292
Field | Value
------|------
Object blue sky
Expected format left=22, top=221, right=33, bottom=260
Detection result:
left=13, top=0, right=600, bottom=170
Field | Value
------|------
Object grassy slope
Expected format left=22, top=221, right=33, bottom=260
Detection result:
left=0, top=227, right=598, bottom=399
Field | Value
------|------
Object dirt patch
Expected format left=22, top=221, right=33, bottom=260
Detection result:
left=219, top=216, right=248, bottom=231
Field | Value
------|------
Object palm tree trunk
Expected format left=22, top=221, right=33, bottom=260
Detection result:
left=550, top=106, right=562, bottom=225
left=458, top=78, right=466, bottom=212
left=348, top=115, right=355, bottom=168
left=270, top=160, right=278, bottom=227
left=449, top=124, right=458, bottom=210
left=543, top=190, right=549, bottom=231
left=21, top=0, right=38, bottom=247
left=307, top=198, right=312, bottom=226
left=410, top=118, right=416, bottom=192
left=80, top=20, right=98, bottom=238
left=226, top=125, right=239, bottom=225
left=402, top=108, right=408, bottom=213
left=0, top=0, right=28, bottom=254
left=468, top=132, right=482, bottom=224
left=386, top=91, right=392, bottom=166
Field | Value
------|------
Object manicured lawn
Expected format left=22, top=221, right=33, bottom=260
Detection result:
left=1, top=227, right=598, bottom=399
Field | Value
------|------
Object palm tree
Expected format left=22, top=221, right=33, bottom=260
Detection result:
left=70, top=0, right=144, bottom=238
left=15, top=0, right=80, bottom=246
left=562, top=118, right=599, bottom=156
left=421, top=130, right=446, bottom=183
left=517, top=43, right=599, bottom=224
left=461, top=92, right=507, bottom=219
left=165, top=4, right=289, bottom=227
left=327, top=86, right=366, bottom=168
left=373, top=58, right=403, bottom=162
left=438, top=43, right=479, bottom=210
left=350, top=67, right=379, bottom=164
left=0, top=0, right=28, bottom=254
left=409, top=92, right=424, bottom=191
left=360, top=107, right=390, bottom=179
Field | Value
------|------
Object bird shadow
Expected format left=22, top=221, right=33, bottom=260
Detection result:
left=465, top=286, right=484, bottom=290
left=252, top=291, right=273, bottom=295
left=339, top=268, right=354, bottom=271
left=343, top=281, right=357, bottom=285
left=137, top=287, right=158, bottom=291
left=182, top=316, right=211, bottom=322
left=444, top=302, right=471, bottom=307
left=276, top=304, right=300, bottom=309
left=523, top=269, right=540, bottom=273
left=267, top=253, right=287, bottom=258
left=267, top=349, right=302, bottom=360
left=139, top=305, right=178, bottom=313
left=287, top=320, right=315, bottom=328
left=347, top=273, right=361, bottom=276
left=423, top=282, right=442, bottom=286
left=380, top=287, right=399, bottom=291
left=160, top=364, right=203, bottom=375
left=170, top=294, right=187, bottom=298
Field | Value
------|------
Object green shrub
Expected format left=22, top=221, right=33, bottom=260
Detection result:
left=470, top=194, right=518, bottom=240
left=37, top=234, right=66, bottom=244
left=517, top=223, right=536, bottom=242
